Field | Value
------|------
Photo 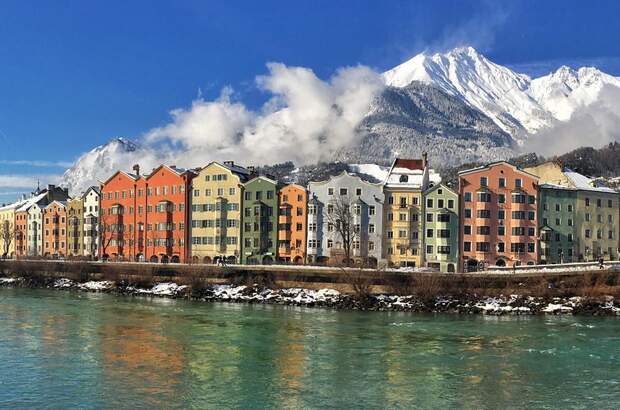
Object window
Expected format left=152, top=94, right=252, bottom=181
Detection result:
left=427, top=199, right=433, bottom=208
left=480, top=176, right=488, bottom=187
left=464, top=208, right=472, bottom=218
left=477, top=209, right=491, bottom=218
left=426, top=229, right=433, bottom=238
left=399, top=213, right=407, bottom=221
left=426, top=245, right=434, bottom=254
left=464, top=225, right=471, bottom=235
left=426, top=213, right=433, bottom=222
left=585, top=198, right=590, bottom=207
left=498, top=194, right=505, bottom=204
left=498, top=226, right=505, bottom=236
left=515, top=178, right=522, bottom=188
left=464, top=242, right=471, bottom=252
left=528, top=227, right=536, bottom=236
left=438, top=213, right=450, bottom=222
left=399, top=230, right=407, bottom=238
left=464, top=192, right=472, bottom=202
left=339, top=188, right=348, bottom=196
left=498, top=210, right=505, bottom=220
left=477, top=226, right=490, bottom=235
left=369, top=224, right=375, bottom=233
left=499, top=178, right=505, bottom=188
left=585, top=229, right=591, bottom=238
left=448, top=199, right=454, bottom=209
left=497, top=242, right=505, bottom=252
left=229, top=188, right=236, bottom=196
left=477, top=192, right=491, bottom=202
left=267, top=191, right=274, bottom=200
left=528, top=196, right=535, bottom=204
left=585, top=213, right=591, bottom=222
left=608, top=199, right=613, bottom=208
left=328, top=188, right=334, bottom=196
left=437, top=199, right=444, bottom=208
left=476, top=242, right=490, bottom=252
left=356, top=188, right=362, bottom=196
left=368, top=206, right=376, bottom=216
left=512, top=193, right=526, bottom=203
left=555, top=204, right=561, bottom=212
left=568, top=204, right=573, bottom=212
left=597, top=198, right=602, bottom=207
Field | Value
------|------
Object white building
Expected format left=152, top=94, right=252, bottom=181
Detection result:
left=82, top=186, right=101, bottom=257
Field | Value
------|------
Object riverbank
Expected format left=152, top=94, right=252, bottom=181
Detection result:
left=2, top=275, right=619, bottom=316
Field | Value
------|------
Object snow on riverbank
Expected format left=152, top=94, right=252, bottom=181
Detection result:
left=0, top=276, right=619, bottom=315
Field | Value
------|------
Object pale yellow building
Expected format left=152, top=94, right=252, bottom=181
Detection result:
left=189, top=161, right=252, bottom=264
left=0, top=201, right=19, bottom=257
left=383, top=156, right=440, bottom=268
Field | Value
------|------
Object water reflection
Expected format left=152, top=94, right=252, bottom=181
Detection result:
left=0, top=289, right=619, bottom=409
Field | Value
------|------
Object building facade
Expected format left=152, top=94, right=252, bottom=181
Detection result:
left=27, top=203, right=44, bottom=257
left=383, top=156, right=439, bottom=268
left=277, top=184, right=307, bottom=264
left=43, top=201, right=67, bottom=257
left=67, top=197, right=84, bottom=257
left=100, top=165, right=194, bottom=263
left=459, top=162, right=539, bottom=270
left=528, top=162, right=620, bottom=263
left=241, top=176, right=279, bottom=265
left=423, top=183, right=459, bottom=272
left=144, top=165, right=195, bottom=263
left=307, top=172, right=384, bottom=266
left=83, top=187, right=101, bottom=258
left=190, top=161, right=250, bottom=264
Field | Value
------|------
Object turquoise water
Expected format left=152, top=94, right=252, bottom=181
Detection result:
left=0, top=289, right=619, bottom=409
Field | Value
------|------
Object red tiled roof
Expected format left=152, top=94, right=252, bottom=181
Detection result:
left=394, top=158, right=424, bottom=170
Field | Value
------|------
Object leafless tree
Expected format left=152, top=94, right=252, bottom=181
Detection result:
left=0, top=220, right=15, bottom=258
left=325, top=195, right=359, bottom=267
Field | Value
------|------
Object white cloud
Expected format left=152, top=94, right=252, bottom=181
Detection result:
left=0, top=159, right=73, bottom=168
left=526, top=85, right=620, bottom=155
left=0, top=174, right=62, bottom=188
left=144, top=63, right=384, bottom=167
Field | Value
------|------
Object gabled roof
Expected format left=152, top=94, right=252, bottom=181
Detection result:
left=82, top=186, right=101, bottom=198
left=145, top=164, right=198, bottom=179
left=424, top=182, right=457, bottom=196
left=458, top=161, right=539, bottom=180
left=199, top=161, right=252, bottom=182
left=45, top=200, right=67, bottom=209
left=15, top=191, right=48, bottom=213
left=100, top=170, right=143, bottom=186
left=244, top=175, right=278, bottom=186
left=308, top=170, right=383, bottom=187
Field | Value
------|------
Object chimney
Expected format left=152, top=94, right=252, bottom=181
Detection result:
left=132, top=164, right=140, bottom=176
left=247, top=165, right=256, bottom=174
left=422, top=152, right=428, bottom=169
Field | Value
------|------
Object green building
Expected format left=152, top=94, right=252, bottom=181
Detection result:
left=423, top=183, right=459, bottom=272
left=241, top=176, right=279, bottom=264
left=66, top=197, right=84, bottom=257
left=538, top=185, right=578, bottom=263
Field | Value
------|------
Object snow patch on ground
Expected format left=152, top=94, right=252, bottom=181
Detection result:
left=79, top=281, right=115, bottom=291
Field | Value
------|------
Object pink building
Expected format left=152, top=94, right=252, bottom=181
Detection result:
left=458, top=161, right=539, bottom=271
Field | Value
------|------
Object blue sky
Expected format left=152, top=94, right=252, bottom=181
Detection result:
left=1, top=0, right=620, bottom=202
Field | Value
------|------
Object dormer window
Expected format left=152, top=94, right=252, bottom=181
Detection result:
left=399, top=175, right=408, bottom=183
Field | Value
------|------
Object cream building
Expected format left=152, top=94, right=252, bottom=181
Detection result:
left=27, top=203, right=44, bottom=257
left=383, top=155, right=440, bottom=268
left=82, top=186, right=101, bottom=257
left=190, top=161, right=251, bottom=264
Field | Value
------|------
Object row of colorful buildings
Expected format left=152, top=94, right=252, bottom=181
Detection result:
left=1, top=157, right=618, bottom=272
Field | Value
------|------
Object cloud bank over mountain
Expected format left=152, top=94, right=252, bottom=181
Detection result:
left=145, top=63, right=384, bottom=168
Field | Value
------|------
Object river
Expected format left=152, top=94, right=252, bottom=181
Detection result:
left=0, top=288, right=618, bottom=409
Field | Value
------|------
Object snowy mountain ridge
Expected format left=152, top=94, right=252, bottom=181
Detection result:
left=383, top=46, right=620, bottom=140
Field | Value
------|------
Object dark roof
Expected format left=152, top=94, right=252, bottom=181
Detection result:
left=394, top=158, right=424, bottom=170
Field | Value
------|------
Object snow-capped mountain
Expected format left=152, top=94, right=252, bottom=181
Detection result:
left=383, top=46, right=620, bottom=141
left=61, top=137, right=157, bottom=195
left=528, top=66, right=620, bottom=121
left=60, top=46, right=620, bottom=187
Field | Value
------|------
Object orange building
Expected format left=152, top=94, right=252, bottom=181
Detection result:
left=14, top=210, right=28, bottom=257
left=458, top=161, right=539, bottom=271
left=43, top=201, right=67, bottom=257
left=100, top=165, right=195, bottom=263
left=277, top=184, right=307, bottom=264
